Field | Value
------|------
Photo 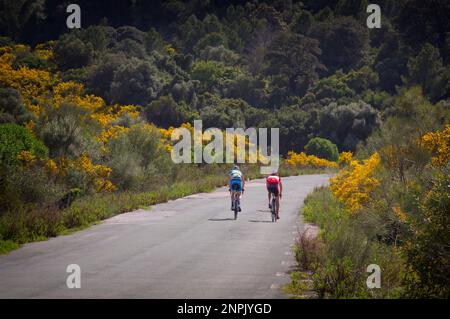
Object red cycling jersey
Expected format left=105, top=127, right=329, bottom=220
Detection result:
left=266, top=175, right=281, bottom=185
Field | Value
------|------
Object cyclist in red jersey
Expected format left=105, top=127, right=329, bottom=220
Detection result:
left=266, top=170, right=282, bottom=219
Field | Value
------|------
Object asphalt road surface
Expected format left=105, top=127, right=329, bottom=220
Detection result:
left=0, top=174, right=330, bottom=298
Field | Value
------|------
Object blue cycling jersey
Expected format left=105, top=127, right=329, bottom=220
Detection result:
left=229, top=169, right=242, bottom=180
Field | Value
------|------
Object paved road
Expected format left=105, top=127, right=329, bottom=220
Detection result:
left=0, top=174, right=329, bottom=298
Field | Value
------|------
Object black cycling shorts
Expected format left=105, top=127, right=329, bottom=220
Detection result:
left=267, top=184, right=279, bottom=196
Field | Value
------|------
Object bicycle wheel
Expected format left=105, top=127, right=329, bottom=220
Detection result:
left=271, top=197, right=276, bottom=222
left=234, top=198, right=238, bottom=220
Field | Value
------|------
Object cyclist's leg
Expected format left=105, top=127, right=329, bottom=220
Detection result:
left=267, top=188, right=271, bottom=208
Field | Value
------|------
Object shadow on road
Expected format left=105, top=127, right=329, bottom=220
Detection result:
left=208, top=218, right=235, bottom=221
left=248, top=219, right=273, bottom=223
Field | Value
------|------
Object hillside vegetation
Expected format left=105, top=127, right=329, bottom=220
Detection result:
left=0, top=0, right=449, bottom=297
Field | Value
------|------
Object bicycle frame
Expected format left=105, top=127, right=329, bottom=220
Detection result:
left=231, top=189, right=241, bottom=219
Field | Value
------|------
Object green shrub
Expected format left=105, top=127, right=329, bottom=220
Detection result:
left=403, top=169, right=450, bottom=298
left=297, top=187, right=405, bottom=298
left=0, top=87, right=34, bottom=124
left=0, top=240, right=20, bottom=254
left=106, top=123, right=171, bottom=191
left=0, top=123, right=48, bottom=165
left=13, top=50, right=49, bottom=69
left=312, top=218, right=371, bottom=298
left=302, top=187, right=345, bottom=228
left=305, top=137, right=339, bottom=161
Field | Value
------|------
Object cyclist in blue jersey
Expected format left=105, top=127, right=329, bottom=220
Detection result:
left=228, top=165, right=245, bottom=211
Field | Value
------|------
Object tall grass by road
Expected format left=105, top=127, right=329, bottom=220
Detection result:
left=0, top=163, right=334, bottom=254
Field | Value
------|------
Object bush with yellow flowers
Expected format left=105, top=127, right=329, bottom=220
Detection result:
left=158, top=123, right=267, bottom=164
left=286, top=151, right=338, bottom=168
left=58, top=154, right=116, bottom=192
left=420, top=125, right=450, bottom=167
left=330, top=152, right=381, bottom=213
left=338, top=151, right=353, bottom=165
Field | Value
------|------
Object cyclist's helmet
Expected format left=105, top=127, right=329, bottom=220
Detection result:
left=271, top=169, right=278, bottom=175
left=233, top=165, right=240, bottom=170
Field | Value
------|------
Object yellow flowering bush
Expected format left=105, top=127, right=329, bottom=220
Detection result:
left=44, top=159, right=59, bottom=175
left=53, top=81, right=84, bottom=102
left=16, top=150, right=36, bottom=166
left=97, top=125, right=129, bottom=144
left=286, top=151, right=338, bottom=168
left=338, top=151, right=353, bottom=165
left=34, top=42, right=54, bottom=61
left=159, top=123, right=267, bottom=163
left=420, top=125, right=450, bottom=166
left=0, top=55, right=53, bottom=110
left=24, top=120, right=35, bottom=133
left=63, top=154, right=116, bottom=192
left=330, top=152, right=381, bottom=213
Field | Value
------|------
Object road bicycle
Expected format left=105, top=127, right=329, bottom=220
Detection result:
left=230, top=186, right=242, bottom=220
left=270, top=194, right=277, bottom=222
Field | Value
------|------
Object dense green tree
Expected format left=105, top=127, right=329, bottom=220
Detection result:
left=318, top=101, right=381, bottom=150
left=245, top=19, right=274, bottom=77
left=404, top=43, right=449, bottom=101
left=112, top=38, right=146, bottom=59
left=265, top=31, right=323, bottom=97
left=179, top=15, right=207, bottom=51
left=76, top=26, right=111, bottom=57
left=397, top=0, right=450, bottom=53
left=191, top=60, right=240, bottom=92
left=53, top=32, right=94, bottom=70
left=109, top=58, right=164, bottom=106
left=145, top=27, right=165, bottom=53
left=169, top=80, right=196, bottom=103
left=195, top=33, right=228, bottom=52
left=311, top=16, right=369, bottom=75
left=116, top=26, right=146, bottom=44
left=145, top=95, right=197, bottom=128
left=305, top=137, right=339, bottom=161
left=304, top=0, right=339, bottom=12
left=374, top=28, right=409, bottom=93
left=291, top=10, right=315, bottom=35
left=86, top=53, right=127, bottom=102
left=223, top=74, right=268, bottom=108
left=335, top=0, right=368, bottom=19
left=199, top=98, right=250, bottom=129
left=199, top=45, right=239, bottom=65
left=310, top=73, right=354, bottom=102
left=0, top=0, right=45, bottom=41
left=270, top=105, right=314, bottom=152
